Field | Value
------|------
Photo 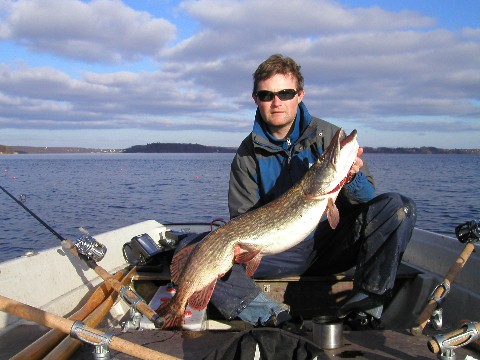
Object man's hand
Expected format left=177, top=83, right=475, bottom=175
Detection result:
left=347, top=147, right=364, bottom=182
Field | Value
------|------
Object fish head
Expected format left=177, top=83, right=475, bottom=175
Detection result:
left=302, top=129, right=359, bottom=198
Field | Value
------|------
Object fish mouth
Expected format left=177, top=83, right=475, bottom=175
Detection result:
left=325, top=129, right=358, bottom=193
left=340, top=129, right=358, bottom=149
left=327, top=129, right=357, bottom=188
left=302, top=128, right=359, bottom=198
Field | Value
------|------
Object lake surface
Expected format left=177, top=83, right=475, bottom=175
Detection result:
left=0, top=153, right=478, bottom=262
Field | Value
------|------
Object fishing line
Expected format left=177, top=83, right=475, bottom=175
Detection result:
left=0, top=183, right=65, bottom=241
left=0, top=183, right=164, bottom=327
left=0, top=183, right=106, bottom=261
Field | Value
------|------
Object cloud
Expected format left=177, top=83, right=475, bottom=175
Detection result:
left=361, top=117, right=480, bottom=133
left=0, top=0, right=176, bottom=62
left=163, top=0, right=480, bottom=127
left=0, top=0, right=479, bottom=147
left=0, top=63, right=247, bottom=130
left=180, top=0, right=434, bottom=33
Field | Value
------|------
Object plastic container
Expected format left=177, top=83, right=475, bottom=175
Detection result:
left=139, top=284, right=206, bottom=331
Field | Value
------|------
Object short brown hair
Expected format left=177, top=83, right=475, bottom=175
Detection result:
left=252, top=54, right=304, bottom=95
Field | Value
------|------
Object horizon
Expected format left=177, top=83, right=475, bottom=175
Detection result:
left=0, top=0, right=479, bottom=149
left=3, top=142, right=479, bottom=152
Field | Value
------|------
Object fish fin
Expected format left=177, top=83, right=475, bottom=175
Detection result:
left=170, top=243, right=196, bottom=283
left=156, top=297, right=170, bottom=315
left=162, top=313, right=184, bottom=329
left=188, top=279, right=217, bottom=310
left=327, top=198, right=340, bottom=229
left=157, top=297, right=184, bottom=329
left=233, top=244, right=242, bottom=258
left=245, top=253, right=263, bottom=277
left=234, top=245, right=262, bottom=276
left=234, top=247, right=260, bottom=264
left=166, top=315, right=184, bottom=329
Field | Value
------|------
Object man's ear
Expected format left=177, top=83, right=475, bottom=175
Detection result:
left=297, top=89, right=305, bottom=103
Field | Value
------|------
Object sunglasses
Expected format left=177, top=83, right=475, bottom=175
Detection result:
left=255, top=89, right=298, bottom=102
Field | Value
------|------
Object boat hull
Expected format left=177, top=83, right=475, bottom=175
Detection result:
left=1, top=221, right=480, bottom=359
left=0, top=220, right=167, bottom=333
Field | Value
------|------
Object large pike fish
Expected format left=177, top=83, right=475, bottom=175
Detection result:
left=158, top=128, right=359, bottom=328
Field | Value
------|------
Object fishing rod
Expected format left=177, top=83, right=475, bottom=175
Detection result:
left=411, top=220, right=479, bottom=336
left=0, top=183, right=164, bottom=328
left=0, top=183, right=105, bottom=261
left=0, top=184, right=63, bottom=239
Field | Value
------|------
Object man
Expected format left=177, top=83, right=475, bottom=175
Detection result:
left=208, top=54, right=417, bottom=331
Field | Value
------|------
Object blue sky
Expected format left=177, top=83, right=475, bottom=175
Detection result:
left=0, top=0, right=479, bottom=149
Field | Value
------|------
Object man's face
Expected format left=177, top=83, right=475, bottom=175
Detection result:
left=253, top=73, right=304, bottom=139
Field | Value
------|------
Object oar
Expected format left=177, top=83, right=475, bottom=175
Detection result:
left=65, top=241, right=163, bottom=327
left=410, top=242, right=476, bottom=336
left=10, top=269, right=128, bottom=360
left=44, top=266, right=137, bottom=360
left=0, top=294, right=179, bottom=360
left=0, top=184, right=163, bottom=328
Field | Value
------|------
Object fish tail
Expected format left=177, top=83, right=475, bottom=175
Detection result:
left=157, top=298, right=185, bottom=329
left=156, top=297, right=171, bottom=315
left=163, top=313, right=184, bottom=329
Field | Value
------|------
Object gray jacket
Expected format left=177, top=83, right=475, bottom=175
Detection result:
left=228, top=105, right=375, bottom=219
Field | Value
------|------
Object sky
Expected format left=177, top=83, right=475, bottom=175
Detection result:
left=0, top=0, right=479, bottom=150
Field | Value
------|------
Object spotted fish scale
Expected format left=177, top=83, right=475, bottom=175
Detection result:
left=157, top=128, right=359, bottom=328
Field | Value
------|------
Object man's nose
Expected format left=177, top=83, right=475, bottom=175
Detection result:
left=271, top=94, right=283, bottom=105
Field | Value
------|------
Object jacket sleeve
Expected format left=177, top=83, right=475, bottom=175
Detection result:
left=228, top=136, right=260, bottom=219
left=343, top=169, right=375, bottom=203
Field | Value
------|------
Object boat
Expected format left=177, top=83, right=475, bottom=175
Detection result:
left=0, top=219, right=479, bottom=359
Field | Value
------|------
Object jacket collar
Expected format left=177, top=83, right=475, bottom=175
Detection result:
left=252, top=102, right=313, bottom=150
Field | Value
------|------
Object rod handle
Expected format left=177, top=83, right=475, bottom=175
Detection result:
left=411, top=242, right=475, bottom=336
left=428, top=321, right=480, bottom=354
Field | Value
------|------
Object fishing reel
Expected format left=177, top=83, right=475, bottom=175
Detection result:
left=455, top=220, right=480, bottom=244
left=74, top=228, right=107, bottom=262
left=123, top=234, right=164, bottom=266
left=122, top=231, right=187, bottom=266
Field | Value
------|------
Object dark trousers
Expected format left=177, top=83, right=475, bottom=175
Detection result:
left=204, top=192, right=416, bottom=320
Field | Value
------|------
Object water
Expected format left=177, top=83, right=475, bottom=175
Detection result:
left=0, top=153, right=478, bottom=263
left=365, top=153, right=478, bottom=236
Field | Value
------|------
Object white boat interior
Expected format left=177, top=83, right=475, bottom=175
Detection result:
left=1, top=220, right=479, bottom=359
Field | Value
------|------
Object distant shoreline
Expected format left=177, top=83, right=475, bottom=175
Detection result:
left=1, top=144, right=479, bottom=155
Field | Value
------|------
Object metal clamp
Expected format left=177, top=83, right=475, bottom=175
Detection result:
left=438, top=348, right=456, bottom=360
left=431, top=308, right=443, bottom=330
left=119, top=286, right=146, bottom=309
left=429, top=282, right=451, bottom=305
left=118, top=286, right=148, bottom=331
left=434, top=322, right=480, bottom=353
left=70, top=320, right=113, bottom=359
left=122, top=308, right=143, bottom=332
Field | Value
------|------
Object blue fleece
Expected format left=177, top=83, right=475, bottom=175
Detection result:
left=344, top=172, right=375, bottom=203
left=252, top=102, right=374, bottom=204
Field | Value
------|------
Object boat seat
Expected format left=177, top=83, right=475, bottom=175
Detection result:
left=133, top=263, right=421, bottom=320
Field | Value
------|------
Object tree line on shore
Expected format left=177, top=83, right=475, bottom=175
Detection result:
left=1, top=143, right=479, bottom=154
